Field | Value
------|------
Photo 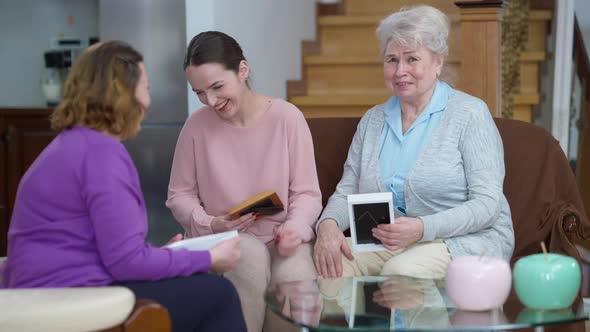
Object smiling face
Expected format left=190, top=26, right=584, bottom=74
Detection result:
left=185, top=61, right=249, bottom=121
left=383, top=42, right=442, bottom=105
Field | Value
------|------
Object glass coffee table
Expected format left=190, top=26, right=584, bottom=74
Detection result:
left=266, top=275, right=589, bottom=331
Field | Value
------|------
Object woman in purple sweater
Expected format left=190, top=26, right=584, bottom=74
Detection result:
left=1, top=41, right=246, bottom=332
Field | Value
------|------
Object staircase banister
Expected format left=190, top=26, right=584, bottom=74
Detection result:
left=454, top=0, right=505, bottom=9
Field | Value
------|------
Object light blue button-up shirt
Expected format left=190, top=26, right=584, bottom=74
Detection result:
left=379, top=81, right=450, bottom=215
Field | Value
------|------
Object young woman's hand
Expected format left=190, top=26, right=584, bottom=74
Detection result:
left=371, top=217, right=424, bottom=251
left=209, top=237, right=241, bottom=273
left=275, top=229, right=302, bottom=257
left=211, top=213, right=256, bottom=233
left=162, top=233, right=183, bottom=247
left=274, top=280, right=322, bottom=328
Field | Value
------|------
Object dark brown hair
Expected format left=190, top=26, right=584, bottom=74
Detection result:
left=184, top=31, right=246, bottom=73
left=51, top=40, right=145, bottom=140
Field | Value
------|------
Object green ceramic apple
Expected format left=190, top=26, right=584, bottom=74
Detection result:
left=513, top=253, right=581, bottom=310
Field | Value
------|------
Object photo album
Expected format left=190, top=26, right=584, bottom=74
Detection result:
left=347, top=192, right=394, bottom=252
left=228, top=190, right=284, bottom=219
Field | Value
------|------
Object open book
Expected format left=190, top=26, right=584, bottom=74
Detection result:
left=165, top=230, right=239, bottom=251
left=228, top=190, right=284, bottom=219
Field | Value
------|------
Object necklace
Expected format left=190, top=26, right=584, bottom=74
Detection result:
left=261, top=97, right=273, bottom=113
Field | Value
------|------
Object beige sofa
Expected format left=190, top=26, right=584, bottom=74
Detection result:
left=0, top=257, right=171, bottom=332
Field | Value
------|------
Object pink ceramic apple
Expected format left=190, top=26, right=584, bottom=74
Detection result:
left=445, top=256, right=512, bottom=311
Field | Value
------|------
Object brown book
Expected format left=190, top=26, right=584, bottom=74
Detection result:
left=228, top=190, right=284, bottom=219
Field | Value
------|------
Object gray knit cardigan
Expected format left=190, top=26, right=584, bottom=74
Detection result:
left=319, top=89, right=515, bottom=261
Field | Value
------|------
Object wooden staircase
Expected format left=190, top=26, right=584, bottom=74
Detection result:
left=288, top=0, right=551, bottom=122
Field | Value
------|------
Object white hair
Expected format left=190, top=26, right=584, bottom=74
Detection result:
left=376, top=5, right=450, bottom=57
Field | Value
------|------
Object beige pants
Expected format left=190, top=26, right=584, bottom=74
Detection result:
left=224, top=233, right=317, bottom=332
left=318, top=239, right=452, bottom=327
left=341, top=238, right=451, bottom=279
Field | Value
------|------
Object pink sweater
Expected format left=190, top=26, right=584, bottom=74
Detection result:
left=166, top=99, right=322, bottom=243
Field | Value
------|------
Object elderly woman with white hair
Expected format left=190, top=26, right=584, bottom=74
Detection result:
left=313, top=5, right=515, bottom=279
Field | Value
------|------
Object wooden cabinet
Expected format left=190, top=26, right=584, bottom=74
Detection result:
left=0, top=109, right=55, bottom=256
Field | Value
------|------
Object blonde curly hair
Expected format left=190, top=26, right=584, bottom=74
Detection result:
left=51, top=40, right=145, bottom=140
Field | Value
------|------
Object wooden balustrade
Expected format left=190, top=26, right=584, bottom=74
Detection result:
left=454, top=0, right=505, bottom=117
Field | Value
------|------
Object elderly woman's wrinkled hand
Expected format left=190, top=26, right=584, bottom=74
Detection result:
left=372, top=278, right=425, bottom=310
left=313, top=219, right=354, bottom=278
left=372, top=217, right=424, bottom=251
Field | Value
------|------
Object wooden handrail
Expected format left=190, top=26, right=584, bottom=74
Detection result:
left=455, top=0, right=504, bottom=9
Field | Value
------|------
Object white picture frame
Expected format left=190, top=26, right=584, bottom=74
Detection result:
left=347, top=192, right=394, bottom=253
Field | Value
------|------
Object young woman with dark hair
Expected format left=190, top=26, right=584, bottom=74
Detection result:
left=167, top=31, right=322, bottom=331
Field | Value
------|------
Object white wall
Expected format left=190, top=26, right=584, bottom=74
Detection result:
left=0, top=0, right=98, bottom=107
left=185, top=0, right=316, bottom=114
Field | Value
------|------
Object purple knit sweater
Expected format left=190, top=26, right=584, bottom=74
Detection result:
left=2, top=126, right=210, bottom=288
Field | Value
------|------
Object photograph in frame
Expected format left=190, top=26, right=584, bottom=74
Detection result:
left=347, top=192, right=394, bottom=252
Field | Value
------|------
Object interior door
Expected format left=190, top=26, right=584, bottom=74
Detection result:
left=0, top=115, right=7, bottom=256
left=2, top=109, right=55, bottom=255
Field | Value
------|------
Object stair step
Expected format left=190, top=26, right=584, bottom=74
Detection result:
left=317, top=21, right=461, bottom=56
left=318, top=11, right=550, bottom=26
left=318, top=15, right=390, bottom=26
left=343, top=0, right=460, bottom=16
left=299, top=3, right=551, bottom=119
left=303, top=51, right=545, bottom=65
left=520, top=51, right=546, bottom=62
left=290, top=95, right=539, bottom=118
left=529, top=10, right=553, bottom=20
left=302, top=52, right=543, bottom=95
left=513, top=94, right=540, bottom=105
left=305, top=55, right=380, bottom=65
left=291, top=94, right=540, bottom=106
left=292, top=95, right=388, bottom=106
left=513, top=105, right=534, bottom=122
left=317, top=11, right=550, bottom=57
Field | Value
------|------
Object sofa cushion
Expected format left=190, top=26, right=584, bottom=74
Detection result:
left=0, top=286, right=135, bottom=332
left=494, top=118, right=590, bottom=265
left=307, top=117, right=360, bottom=207
left=306, top=116, right=590, bottom=268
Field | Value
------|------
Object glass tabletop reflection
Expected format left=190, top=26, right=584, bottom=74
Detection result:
left=265, top=275, right=589, bottom=331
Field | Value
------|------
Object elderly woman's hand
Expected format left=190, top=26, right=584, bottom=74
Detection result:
left=313, top=219, right=353, bottom=278
left=372, top=217, right=424, bottom=251
left=372, top=278, right=425, bottom=310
